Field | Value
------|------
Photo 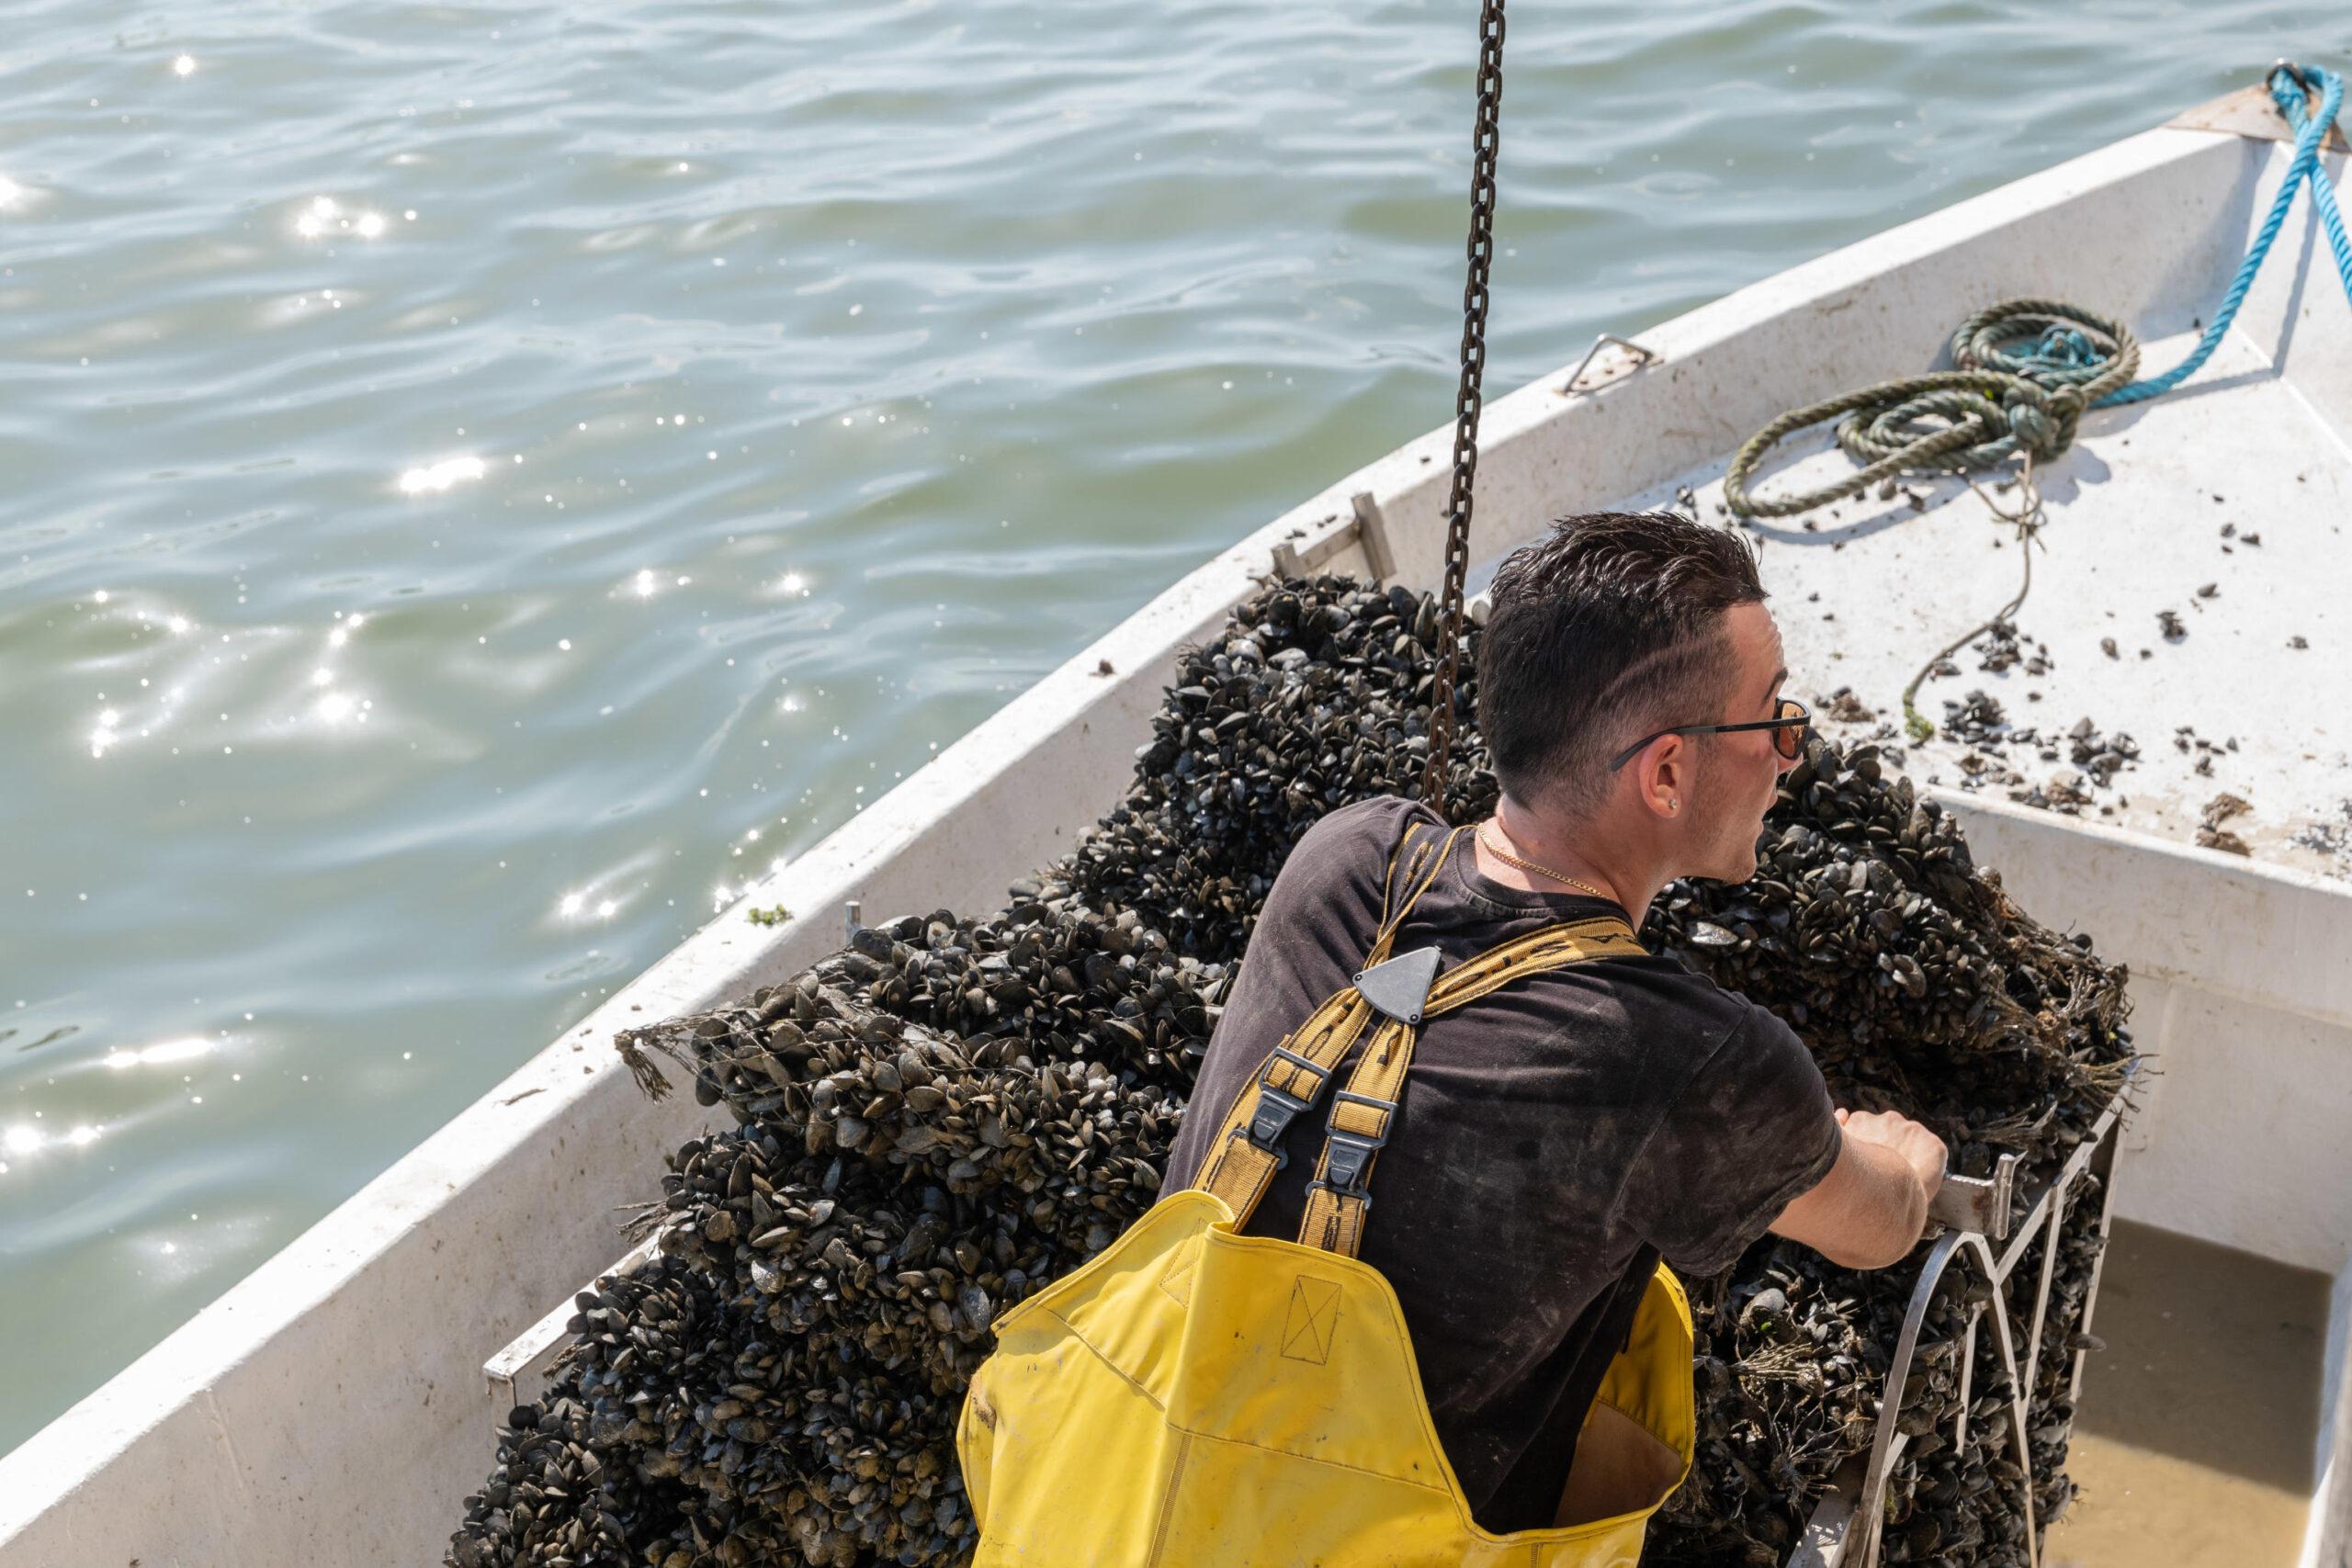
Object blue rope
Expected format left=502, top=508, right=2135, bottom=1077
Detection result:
left=2101, top=62, right=2352, bottom=406
left=2284, top=65, right=2352, bottom=313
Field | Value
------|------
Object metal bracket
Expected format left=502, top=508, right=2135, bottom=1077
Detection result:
left=1351, top=491, right=1398, bottom=581
left=1561, top=333, right=1660, bottom=396
left=1353, top=946, right=1442, bottom=1025
left=1928, top=1151, right=2020, bottom=1241
left=1270, top=491, right=1399, bottom=584
left=2167, top=80, right=2350, bottom=152
left=483, top=1230, right=663, bottom=1420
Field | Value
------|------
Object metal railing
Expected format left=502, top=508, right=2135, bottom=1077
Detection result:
left=1789, top=1077, right=2132, bottom=1568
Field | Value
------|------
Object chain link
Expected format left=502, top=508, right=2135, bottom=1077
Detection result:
left=1420, top=0, right=1507, bottom=812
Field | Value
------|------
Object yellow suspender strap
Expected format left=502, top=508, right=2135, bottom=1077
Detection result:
left=1295, top=914, right=1645, bottom=1257
left=1193, top=824, right=1462, bottom=1227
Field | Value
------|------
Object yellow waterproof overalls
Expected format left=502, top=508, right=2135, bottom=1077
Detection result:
left=958, top=824, right=1696, bottom=1566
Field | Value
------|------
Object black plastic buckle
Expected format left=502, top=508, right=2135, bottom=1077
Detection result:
left=1235, top=1047, right=1331, bottom=1169
left=1311, top=1090, right=1396, bottom=1202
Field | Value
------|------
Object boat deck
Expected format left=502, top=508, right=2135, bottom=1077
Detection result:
left=1606, top=322, right=2351, bottom=882
left=2049, top=1220, right=2329, bottom=1568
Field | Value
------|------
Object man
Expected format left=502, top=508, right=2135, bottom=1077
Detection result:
left=1162, top=510, right=1947, bottom=1536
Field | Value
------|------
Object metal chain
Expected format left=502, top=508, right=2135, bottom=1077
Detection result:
left=1419, top=0, right=1506, bottom=813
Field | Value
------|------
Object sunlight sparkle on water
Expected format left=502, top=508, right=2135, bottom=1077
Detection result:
left=0, top=1120, right=100, bottom=1168
left=104, top=1036, right=215, bottom=1070
left=398, top=454, right=486, bottom=495
left=556, top=888, right=622, bottom=923
left=296, top=195, right=390, bottom=241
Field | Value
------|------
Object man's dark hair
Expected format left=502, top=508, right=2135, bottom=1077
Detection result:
left=1476, top=511, right=1767, bottom=818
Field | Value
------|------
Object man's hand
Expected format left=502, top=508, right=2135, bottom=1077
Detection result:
left=1835, top=1107, right=1947, bottom=1190
left=1768, top=1108, right=1947, bottom=1269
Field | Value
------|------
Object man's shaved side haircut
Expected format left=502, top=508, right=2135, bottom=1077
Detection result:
left=1476, top=512, right=1767, bottom=818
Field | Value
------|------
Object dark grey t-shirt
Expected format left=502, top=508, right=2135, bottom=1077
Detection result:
left=1164, top=796, right=1841, bottom=1533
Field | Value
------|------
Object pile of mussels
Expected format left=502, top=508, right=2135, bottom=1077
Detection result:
left=448, top=576, right=2132, bottom=1568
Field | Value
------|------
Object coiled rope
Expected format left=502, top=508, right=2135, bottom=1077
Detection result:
left=1724, top=62, right=2350, bottom=519
left=1723, top=300, right=2137, bottom=518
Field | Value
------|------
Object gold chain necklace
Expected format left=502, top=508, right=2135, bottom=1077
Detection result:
left=1476, top=824, right=1615, bottom=903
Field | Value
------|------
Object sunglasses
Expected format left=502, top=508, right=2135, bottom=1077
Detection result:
left=1607, top=696, right=1812, bottom=772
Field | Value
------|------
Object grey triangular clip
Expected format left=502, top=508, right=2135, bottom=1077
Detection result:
left=1354, top=945, right=1442, bottom=1025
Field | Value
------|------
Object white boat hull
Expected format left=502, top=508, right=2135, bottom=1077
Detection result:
left=5, top=98, right=2347, bottom=1568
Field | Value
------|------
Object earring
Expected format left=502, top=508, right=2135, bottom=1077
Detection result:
left=1668, top=797, right=1679, bottom=811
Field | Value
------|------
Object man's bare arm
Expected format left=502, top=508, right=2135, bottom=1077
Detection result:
left=1768, top=1108, right=1946, bottom=1269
